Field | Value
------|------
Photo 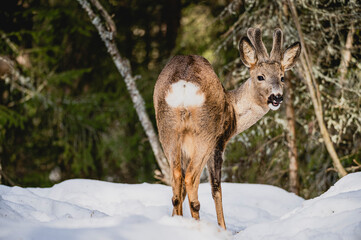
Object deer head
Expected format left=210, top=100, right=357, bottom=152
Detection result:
left=239, top=28, right=301, bottom=110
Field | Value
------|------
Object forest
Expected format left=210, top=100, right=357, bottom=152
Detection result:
left=0, top=0, right=360, bottom=199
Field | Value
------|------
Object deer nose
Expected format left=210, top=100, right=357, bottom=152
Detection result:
left=274, top=94, right=283, bottom=103
left=271, top=84, right=283, bottom=97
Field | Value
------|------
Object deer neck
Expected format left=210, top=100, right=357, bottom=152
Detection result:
left=227, top=78, right=270, bottom=134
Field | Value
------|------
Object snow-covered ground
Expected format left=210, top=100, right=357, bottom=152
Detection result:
left=0, top=172, right=360, bottom=240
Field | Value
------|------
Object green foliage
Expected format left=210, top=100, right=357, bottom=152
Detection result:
left=0, top=0, right=175, bottom=186
left=1, top=0, right=359, bottom=198
left=0, top=105, right=25, bottom=129
left=209, top=0, right=361, bottom=198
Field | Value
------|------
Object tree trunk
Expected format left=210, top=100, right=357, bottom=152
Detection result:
left=285, top=75, right=299, bottom=195
left=77, top=0, right=171, bottom=185
left=287, top=0, right=347, bottom=177
left=339, top=23, right=354, bottom=83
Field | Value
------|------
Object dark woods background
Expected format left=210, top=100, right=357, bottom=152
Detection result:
left=0, top=0, right=360, bottom=199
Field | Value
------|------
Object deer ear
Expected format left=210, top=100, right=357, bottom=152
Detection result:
left=282, top=42, right=301, bottom=71
left=239, top=37, right=257, bottom=68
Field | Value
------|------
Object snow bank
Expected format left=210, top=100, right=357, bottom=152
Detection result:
left=235, top=172, right=361, bottom=240
left=0, top=172, right=360, bottom=240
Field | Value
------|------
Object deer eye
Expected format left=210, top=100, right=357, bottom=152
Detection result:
left=257, top=76, right=265, bottom=81
left=281, top=77, right=284, bottom=82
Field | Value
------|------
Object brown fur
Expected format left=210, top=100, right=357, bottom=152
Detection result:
left=153, top=28, right=301, bottom=229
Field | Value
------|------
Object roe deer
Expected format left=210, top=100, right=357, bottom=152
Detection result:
left=153, top=28, right=301, bottom=229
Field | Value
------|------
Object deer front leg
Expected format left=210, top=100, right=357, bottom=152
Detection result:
left=207, top=150, right=226, bottom=229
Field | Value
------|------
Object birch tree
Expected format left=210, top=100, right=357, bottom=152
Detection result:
left=77, top=0, right=170, bottom=184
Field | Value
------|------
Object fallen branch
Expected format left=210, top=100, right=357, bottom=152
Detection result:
left=0, top=168, right=16, bottom=186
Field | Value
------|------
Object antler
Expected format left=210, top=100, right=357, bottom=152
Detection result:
left=247, top=28, right=269, bottom=61
left=270, top=28, right=283, bottom=62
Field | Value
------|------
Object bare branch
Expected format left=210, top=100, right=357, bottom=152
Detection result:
left=77, top=0, right=171, bottom=184
left=89, top=0, right=117, bottom=34
left=287, top=0, right=347, bottom=177
left=217, top=0, right=244, bottom=21
left=0, top=56, right=41, bottom=107
left=339, top=23, right=355, bottom=83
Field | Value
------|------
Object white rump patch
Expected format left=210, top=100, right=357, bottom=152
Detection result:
left=165, top=80, right=205, bottom=108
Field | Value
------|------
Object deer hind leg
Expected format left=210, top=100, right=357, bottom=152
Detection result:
left=170, top=140, right=184, bottom=216
left=207, top=149, right=226, bottom=229
left=184, top=165, right=201, bottom=220
left=184, top=147, right=211, bottom=220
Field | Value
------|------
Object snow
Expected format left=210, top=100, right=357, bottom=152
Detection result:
left=0, top=173, right=361, bottom=240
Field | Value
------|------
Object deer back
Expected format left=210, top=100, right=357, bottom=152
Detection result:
left=154, top=55, right=236, bottom=150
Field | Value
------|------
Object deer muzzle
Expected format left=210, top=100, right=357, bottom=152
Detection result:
left=267, top=94, right=283, bottom=111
